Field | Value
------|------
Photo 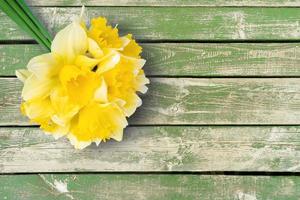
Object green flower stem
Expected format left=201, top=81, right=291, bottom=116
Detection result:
left=0, top=0, right=51, bottom=51
left=16, top=0, right=52, bottom=43
left=6, top=0, right=51, bottom=49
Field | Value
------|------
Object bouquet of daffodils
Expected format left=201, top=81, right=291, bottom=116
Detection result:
left=16, top=8, right=149, bottom=149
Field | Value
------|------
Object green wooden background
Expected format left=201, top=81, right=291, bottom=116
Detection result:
left=1, top=0, right=300, bottom=199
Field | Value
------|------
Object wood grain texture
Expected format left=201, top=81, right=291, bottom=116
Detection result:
left=1, top=7, right=300, bottom=40
left=2, top=78, right=300, bottom=125
left=25, top=0, right=300, bottom=7
left=2, top=43, right=300, bottom=77
left=1, top=174, right=300, bottom=200
left=1, top=126, right=300, bottom=172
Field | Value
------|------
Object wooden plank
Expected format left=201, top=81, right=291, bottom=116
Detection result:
left=2, top=43, right=300, bottom=77
left=1, top=7, right=300, bottom=40
left=25, top=0, right=300, bottom=7
left=1, top=174, right=300, bottom=200
left=1, top=126, right=300, bottom=172
left=2, top=78, right=300, bottom=125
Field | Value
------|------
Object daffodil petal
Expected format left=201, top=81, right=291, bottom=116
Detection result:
left=136, top=72, right=150, bottom=93
left=50, top=87, right=80, bottom=126
left=88, top=38, right=103, bottom=58
left=21, top=98, right=53, bottom=121
left=44, top=123, right=70, bottom=139
left=120, top=34, right=142, bottom=58
left=111, top=130, right=123, bottom=142
left=51, top=22, right=88, bottom=63
left=94, top=78, right=108, bottom=103
left=88, top=17, right=123, bottom=49
left=113, top=36, right=130, bottom=51
left=51, top=115, right=66, bottom=127
left=122, top=55, right=146, bottom=70
left=71, top=102, right=128, bottom=145
left=60, top=69, right=102, bottom=106
left=114, top=98, right=126, bottom=107
left=120, top=36, right=131, bottom=48
left=97, top=51, right=120, bottom=74
left=59, top=65, right=82, bottom=86
left=139, top=85, right=148, bottom=94
left=27, top=53, right=62, bottom=79
left=22, top=75, right=56, bottom=101
left=95, top=139, right=101, bottom=146
left=123, top=93, right=142, bottom=117
left=68, top=134, right=91, bottom=149
left=135, top=58, right=146, bottom=69
left=75, top=55, right=100, bottom=71
left=16, top=69, right=32, bottom=82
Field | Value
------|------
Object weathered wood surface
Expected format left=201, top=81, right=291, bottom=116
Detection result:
left=2, top=43, right=300, bottom=77
left=1, top=2, right=300, bottom=198
left=2, top=7, right=300, bottom=40
left=2, top=78, right=300, bottom=125
left=1, top=126, right=300, bottom=172
left=25, top=0, right=300, bottom=7
left=1, top=174, right=300, bottom=200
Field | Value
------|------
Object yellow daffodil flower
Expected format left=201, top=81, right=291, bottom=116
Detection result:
left=16, top=9, right=149, bottom=149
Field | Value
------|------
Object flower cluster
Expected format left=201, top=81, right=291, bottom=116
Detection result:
left=16, top=11, right=149, bottom=149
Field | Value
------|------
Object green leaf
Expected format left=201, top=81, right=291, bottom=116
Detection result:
left=0, top=0, right=51, bottom=51
left=16, top=0, right=52, bottom=42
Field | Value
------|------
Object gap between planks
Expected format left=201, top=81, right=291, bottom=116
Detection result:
left=3, top=171, right=300, bottom=176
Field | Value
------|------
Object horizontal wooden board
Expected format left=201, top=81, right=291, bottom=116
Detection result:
left=1, top=126, right=300, bottom=172
left=1, top=174, right=300, bottom=200
left=25, top=0, right=300, bottom=7
left=1, top=7, right=300, bottom=40
left=2, top=43, right=300, bottom=77
left=2, top=78, right=300, bottom=125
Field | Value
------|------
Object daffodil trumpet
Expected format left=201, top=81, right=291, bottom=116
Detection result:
left=16, top=7, right=149, bottom=149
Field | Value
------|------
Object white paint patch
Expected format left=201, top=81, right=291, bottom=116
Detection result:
left=233, top=12, right=246, bottom=39
left=287, top=163, right=300, bottom=171
left=54, top=180, right=69, bottom=193
left=236, top=191, right=257, bottom=200
left=39, top=175, right=74, bottom=199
